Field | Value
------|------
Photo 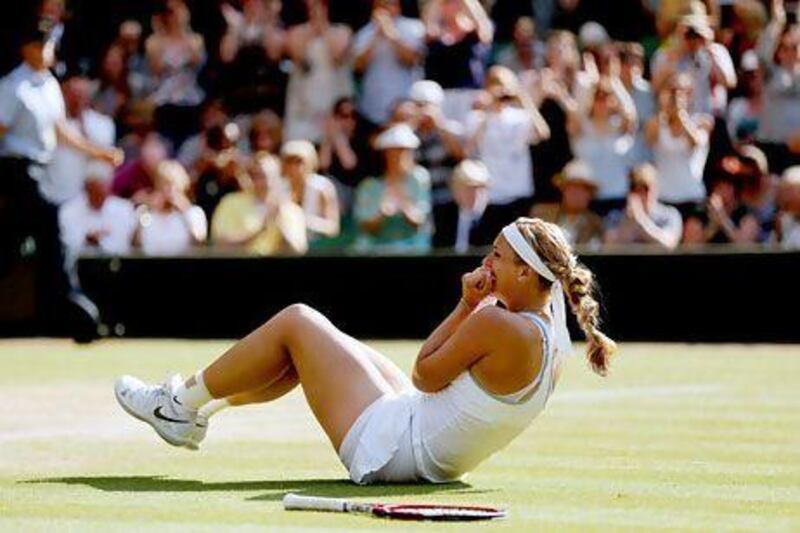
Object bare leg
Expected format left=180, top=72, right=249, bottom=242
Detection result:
left=226, top=367, right=299, bottom=406
left=223, top=348, right=411, bottom=409
left=200, top=304, right=398, bottom=449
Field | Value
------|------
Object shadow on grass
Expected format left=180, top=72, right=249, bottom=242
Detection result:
left=22, top=476, right=491, bottom=501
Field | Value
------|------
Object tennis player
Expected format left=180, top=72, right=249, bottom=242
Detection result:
left=115, top=217, right=616, bottom=483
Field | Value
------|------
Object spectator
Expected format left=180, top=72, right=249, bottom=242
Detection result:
left=177, top=99, right=229, bottom=171
left=219, top=0, right=287, bottom=115
left=319, top=97, right=373, bottom=190
left=495, top=16, right=545, bottom=74
left=93, top=45, right=131, bottom=120
left=388, top=98, right=419, bottom=126
left=542, top=30, right=594, bottom=105
left=577, top=21, right=611, bottom=54
left=738, top=144, right=778, bottom=240
left=727, top=50, right=764, bottom=145
left=112, top=132, right=168, bottom=202
left=146, top=0, right=206, bottom=148
left=651, top=7, right=737, bottom=116
left=719, top=0, right=768, bottom=69
left=465, top=65, right=550, bottom=243
left=245, top=110, right=284, bottom=173
left=620, top=41, right=656, bottom=164
left=754, top=0, right=800, bottom=171
left=211, top=156, right=309, bottom=255
left=604, top=163, right=683, bottom=249
left=284, top=0, right=354, bottom=143
left=531, top=159, right=604, bottom=247
left=193, top=122, right=250, bottom=221
left=135, top=159, right=207, bottom=256
left=113, top=20, right=149, bottom=99
left=704, top=156, right=761, bottom=244
left=555, top=69, right=638, bottom=215
left=277, top=140, right=341, bottom=241
left=422, top=0, right=494, bottom=124
left=409, top=80, right=465, bottom=245
left=775, top=165, right=800, bottom=247
left=354, top=124, right=432, bottom=251
left=0, top=26, right=121, bottom=338
left=353, top=0, right=426, bottom=128
left=117, top=99, right=157, bottom=162
left=59, top=161, right=137, bottom=257
left=645, top=73, right=713, bottom=216
left=434, top=159, right=490, bottom=252
left=42, top=73, right=116, bottom=206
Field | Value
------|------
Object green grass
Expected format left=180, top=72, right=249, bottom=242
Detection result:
left=1, top=340, right=799, bottom=531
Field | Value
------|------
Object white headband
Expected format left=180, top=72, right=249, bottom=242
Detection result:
left=502, top=223, right=573, bottom=361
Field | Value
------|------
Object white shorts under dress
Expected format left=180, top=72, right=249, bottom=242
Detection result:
left=338, top=391, right=428, bottom=484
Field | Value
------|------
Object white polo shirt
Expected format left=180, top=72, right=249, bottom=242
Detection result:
left=41, top=109, right=115, bottom=204
left=0, top=63, right=65, bottom=165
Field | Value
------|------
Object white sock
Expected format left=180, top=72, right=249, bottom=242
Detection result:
left=198, top=398, right=230, bottom=419
left=174, top=371, right=213, bottom=410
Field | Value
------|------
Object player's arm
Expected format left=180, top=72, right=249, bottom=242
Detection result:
left=413, top=305, right=514, bottom=393
left=415, top=266, right=491, bottom=362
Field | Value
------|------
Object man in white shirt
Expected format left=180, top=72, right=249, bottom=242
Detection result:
left=0, top=25, right=122, bottom=340
left=59, top=161, right=137, bottom=258
left=353, top=0, right=426, bottom=127
left=41, top=73, right=116, bottom=205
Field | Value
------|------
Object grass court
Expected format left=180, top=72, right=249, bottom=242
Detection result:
left=1, top=340, right=799, bottom=531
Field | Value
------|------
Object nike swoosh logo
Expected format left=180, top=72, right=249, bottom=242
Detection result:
left=153, top=406, right=190, bottom=424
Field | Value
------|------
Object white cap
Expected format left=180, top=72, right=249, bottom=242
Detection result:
left=782, top=166, right=800, bottom=186
left=578, top=21, right=609, bottom=49
left=281, top=139, right=319, bottom=171
left=374, top=124, right=420, bottom=150
left=85, top=160, right=114, bottom=182
left=740, top=49, right=760, bottom=72
left=556, top=159, right=599, bottom=189
left=679, top=13, right=714, bottom=40
left=452, top=159, right=490, bottom=187
left=409, top=80, right=444, bottom=106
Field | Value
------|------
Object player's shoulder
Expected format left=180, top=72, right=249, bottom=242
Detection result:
left=469, top=305, right=541, bottom=345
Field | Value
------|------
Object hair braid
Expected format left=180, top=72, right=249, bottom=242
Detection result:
left=515, top=218, right=617, bottom=376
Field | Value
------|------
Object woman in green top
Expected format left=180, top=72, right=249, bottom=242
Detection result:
left=353, top=124, right=432, bottom=252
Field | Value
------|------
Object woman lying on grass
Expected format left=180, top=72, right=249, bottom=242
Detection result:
left=115, top=217, right=616, bottom=483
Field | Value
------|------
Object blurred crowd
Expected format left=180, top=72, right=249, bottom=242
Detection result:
left=6, top=0, right=800, bottom=259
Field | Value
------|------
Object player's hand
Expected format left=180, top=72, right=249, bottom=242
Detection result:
left=462, top=266, right=493, bottom=308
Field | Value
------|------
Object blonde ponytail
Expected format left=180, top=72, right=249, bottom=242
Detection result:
left=515, top=218, right=617, bottom=376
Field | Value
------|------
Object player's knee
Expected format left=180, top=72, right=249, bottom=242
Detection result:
left=280, top=303, right=319, bottom=326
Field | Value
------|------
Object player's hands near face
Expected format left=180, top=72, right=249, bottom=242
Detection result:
left=462, top=266, right=493, bottom=308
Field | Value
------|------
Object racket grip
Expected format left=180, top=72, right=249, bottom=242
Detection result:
left=283, top=493, right=349, bottom=512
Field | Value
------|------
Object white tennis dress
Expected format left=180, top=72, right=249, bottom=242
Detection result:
left=339, top=312, right=557, bottom=484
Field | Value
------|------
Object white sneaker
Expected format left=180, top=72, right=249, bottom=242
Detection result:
left=188, top=413, right=209, bottom=450
left=165, top=374, right=208, bottom=450
left=115, top=374, right=197, bottom=448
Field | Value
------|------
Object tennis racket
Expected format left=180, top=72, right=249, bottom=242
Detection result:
left=283, top=493, right=507, bottom=521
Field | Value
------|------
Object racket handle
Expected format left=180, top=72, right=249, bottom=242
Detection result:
left=283, top=493, right=350, bottom=512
